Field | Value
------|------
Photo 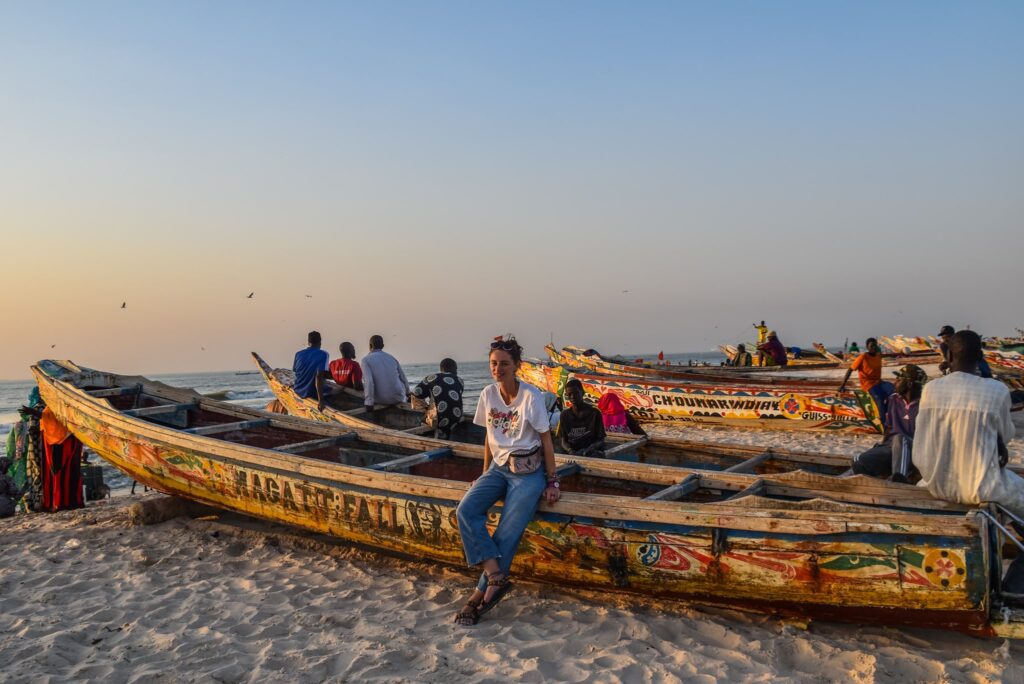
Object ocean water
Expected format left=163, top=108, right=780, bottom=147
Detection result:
left=0, top=351, right=726, bottom=436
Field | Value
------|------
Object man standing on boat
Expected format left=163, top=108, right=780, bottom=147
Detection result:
left=361, top=335, right=410, bottom=410
left=914, top=330, right=1018, bottom=514
left=293, top=331, right=331, bottom=410
left=753, top=320, right=768, bottom=366
left=839, top=338, right=893, bottom=426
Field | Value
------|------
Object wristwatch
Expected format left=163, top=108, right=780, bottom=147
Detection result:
left=547, top=479, right=560, bottom=489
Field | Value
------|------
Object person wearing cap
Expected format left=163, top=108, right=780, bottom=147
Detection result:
left=839, top=338, right=894, bottom=427
left=939, top=325, right=993, bottom=378
left=851, top=364, right=926, bottom=482
left=937, top=325, right=956, bottom=374
left=756, top=330, right=788, bottom=367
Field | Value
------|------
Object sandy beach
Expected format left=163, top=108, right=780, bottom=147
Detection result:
left=3, top=492, right=1024, bottom=684
left=4, top=363, right=1024, bottom=682
left=3, top=401, right=1024, bottom=683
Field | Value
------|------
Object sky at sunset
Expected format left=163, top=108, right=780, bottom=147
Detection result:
left=1, top=2, right=1021, bottom=379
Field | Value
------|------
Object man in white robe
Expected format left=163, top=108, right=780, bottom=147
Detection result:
left=915, top=330, right=1018, bottom=514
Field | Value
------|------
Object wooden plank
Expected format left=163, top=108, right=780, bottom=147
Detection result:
left=645, top=474, right=701, bottom=501
left=184, top=419, right=271, bottom=436
left=556, top=463, right=582, bottom=479
left=88, top=385, right=142, bottom=398
left=604, top=437, right=648, bottom=457
left=273, top=433, right=357, bottom=454
left=402, top=424, right=434, bottom=435
left=725, top=479, right=766, bottom=501
left=344, top=407, right=369, bottom=416
left=724, top=450, right=773, bottom=474
left=371, top=447, right=453, bottom=472
left=123, top=401, right=198, bottom=418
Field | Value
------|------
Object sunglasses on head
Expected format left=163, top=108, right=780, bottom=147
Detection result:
left=490, top=336, right=518, bottom=351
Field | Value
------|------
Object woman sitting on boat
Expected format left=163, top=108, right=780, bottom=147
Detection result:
left=454, top=335, right=560, bottom=626
left=597, top=392, right=647, bottom=437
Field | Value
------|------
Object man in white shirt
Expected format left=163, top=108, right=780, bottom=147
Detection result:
left=914, top=330, right=1018, bottom=514
left=361, top=335, right=410, bottom=409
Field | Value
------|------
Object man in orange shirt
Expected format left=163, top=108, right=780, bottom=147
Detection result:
left=839, top=337, right=895, bottom=427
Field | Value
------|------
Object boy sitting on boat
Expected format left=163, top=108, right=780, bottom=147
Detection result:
left=558, top=379, right=606, bottom=457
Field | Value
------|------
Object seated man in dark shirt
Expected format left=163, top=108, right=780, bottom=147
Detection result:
left=851, top=364, right=926, bottom=482
left=410, top=358, right=464, bottom=440
left=558, top=379, right=606, bottom=457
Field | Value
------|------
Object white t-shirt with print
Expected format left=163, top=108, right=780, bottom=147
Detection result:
left=473, top=382, right=550, bottom=466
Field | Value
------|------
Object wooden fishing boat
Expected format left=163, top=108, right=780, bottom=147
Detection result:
left=987, top=333, right=1024, bottom=355
left=718, top=344, right=838, bottom=369
left=879, top=335, right=941, bottom=355
left=988, top=350, right=1024, bottom=373
left=520, top=360, right=884, bottom=433
left=813, top=343, right=944, bottom=368
left=253, top=353, right=872, bottom=476
left=249, top=357, right=485, bottom=440
left=30, top=359, right=1024, bottom=636
left=551, top=345, right=842, bottom=386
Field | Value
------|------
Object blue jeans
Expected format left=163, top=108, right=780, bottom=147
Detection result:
left=456, top=461, right=547, bottom=592
left=869, top=381, right=895, bottom=428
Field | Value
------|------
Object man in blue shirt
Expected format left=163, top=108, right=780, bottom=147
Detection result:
left=293, top=331, right=331, bottom=409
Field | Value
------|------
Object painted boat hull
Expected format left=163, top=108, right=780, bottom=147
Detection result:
left=31, top=360, right=1016, bottom=635
left=520, top=361, right=883, bottom=434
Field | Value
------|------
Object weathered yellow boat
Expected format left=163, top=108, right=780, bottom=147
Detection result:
left=31, top=359, right=1024, bottom=636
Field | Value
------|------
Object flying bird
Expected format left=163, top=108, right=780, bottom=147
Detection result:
left=121, top=302, right=126, bottom=309
left=247, top=292, right=254, bottom=299
left=305, top=294, right=312, bottom=298
left=622, top=290, right=630, bottom=294
left=51, top=344, right=56, bottom=348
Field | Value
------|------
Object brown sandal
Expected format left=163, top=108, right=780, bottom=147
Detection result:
left=454, top=597, right=483, bottom=626
left=478, top=572, right=513, bottom=617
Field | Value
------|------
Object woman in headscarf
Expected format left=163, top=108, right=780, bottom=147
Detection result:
left=597, top=392, right=647, bottom=437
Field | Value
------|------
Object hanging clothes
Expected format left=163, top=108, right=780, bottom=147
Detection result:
left=39, top=408, right=84, bottom=512
left=5, top=387, right=42, bottom=494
